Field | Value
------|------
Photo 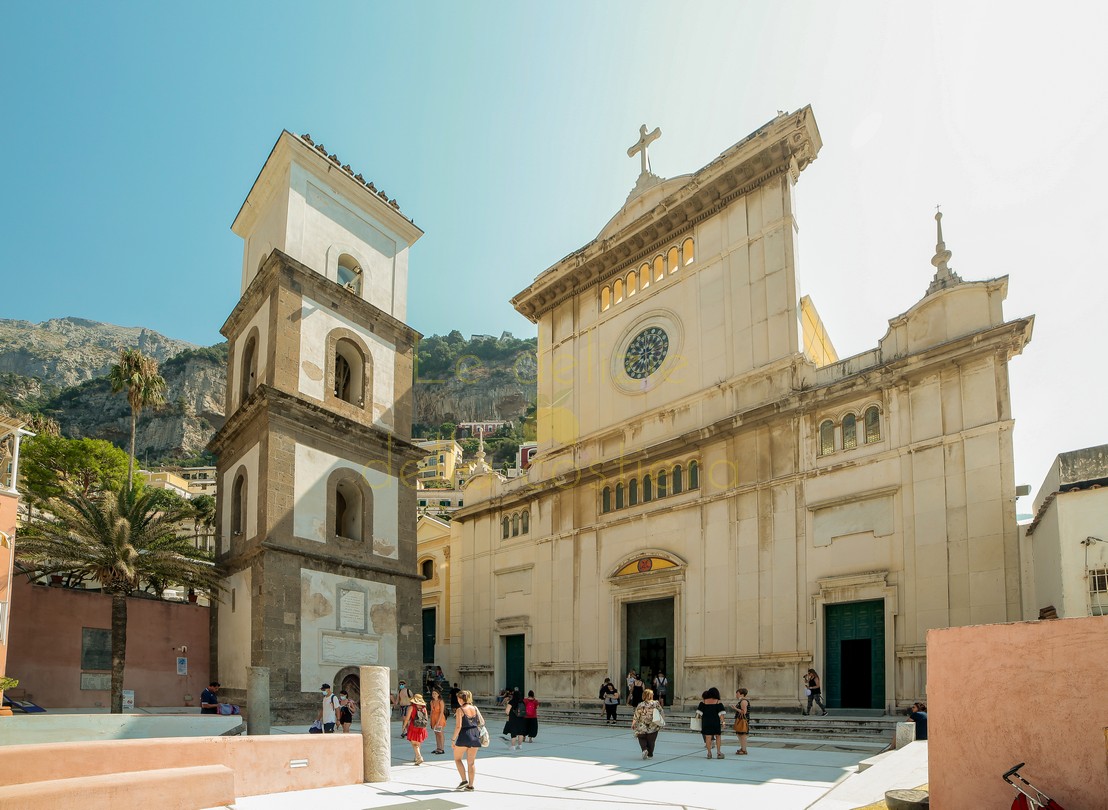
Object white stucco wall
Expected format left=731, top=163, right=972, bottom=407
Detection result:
left=241, top=178, right=290, bottom=293
left=299, top=567, right=397, bottom=691
left=284, top=163, right=409, bottom=317
left=220, top=442, right=261, bottom=552
left=292, top=443, right=399, bottom=559
left=217, top=567, right=253, bottom=690
left=296, top=296, right=397, bottom=430
left=1032, top=489, right=1108, bottom=617
left=228, top=299, right=271, bottom=410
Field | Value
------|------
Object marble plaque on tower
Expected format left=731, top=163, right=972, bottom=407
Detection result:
left=338, top=586, right=368, bottom=632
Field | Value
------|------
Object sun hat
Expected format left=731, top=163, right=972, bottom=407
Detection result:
left=410, top=694, right=426, bottom=706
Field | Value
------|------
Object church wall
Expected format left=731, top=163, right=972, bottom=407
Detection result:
left=241, top=177, right=289, bottom=293
left=227, top=297, right=272, bottom=410
left=219, top=440, right=261, bottom=553
left=296, top=296, right=398, bottom=431
left=217, top=567, right=252, bottom=690
left=298, top=567, right=398, bottom=692
left=285, top=162, right=404, bottom=316
left=291, top=442, right=400, bottom=559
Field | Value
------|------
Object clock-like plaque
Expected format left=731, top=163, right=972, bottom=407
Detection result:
left=623, top=326, right=669, bottom=379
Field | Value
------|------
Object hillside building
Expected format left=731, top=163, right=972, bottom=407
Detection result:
left=413, top=439, right=463, bottom=484
left=208, top=131, right=424, bottom=719
left=1023, top=444, right=1108, bottom=618
left=441, top=108, right=1033, bottom=712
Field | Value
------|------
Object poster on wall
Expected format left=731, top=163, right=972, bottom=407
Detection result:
left=177, top=657, right=188, bottom=676
left=122, top=690, right=135, bottom=710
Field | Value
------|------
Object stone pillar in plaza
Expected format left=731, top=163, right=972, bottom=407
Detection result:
left=246, top=666, right=271, bottom=735
left=895, top=721, right=917, bottom=749
left=360, top=665, right=392, bottom=782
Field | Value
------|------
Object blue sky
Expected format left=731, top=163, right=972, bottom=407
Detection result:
left=3, top=0, right=1107, bottom=496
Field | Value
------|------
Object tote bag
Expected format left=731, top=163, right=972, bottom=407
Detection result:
left=690, top=711, right=702, bottom=732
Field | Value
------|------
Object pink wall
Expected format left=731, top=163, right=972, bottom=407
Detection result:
left=0, top=734, right=363, bottom=797
left=6, top=577, right=211, bottom=708
left=928, top=616, right=1108, bottom=809
left=0, top=492, right=17, bottom=690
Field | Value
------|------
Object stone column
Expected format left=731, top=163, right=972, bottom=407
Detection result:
left=246, top=666, right=271, bottom=736
left=360, top=665, right=391, bottom=782
left=894, top=721, right=917, bottom=749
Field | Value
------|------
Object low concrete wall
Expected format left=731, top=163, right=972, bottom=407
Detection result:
left=928, top=616, right=1108, bottom=809
left=0, top=713, right=242, bottom=746
left=0, top=734, right=362, bottom=797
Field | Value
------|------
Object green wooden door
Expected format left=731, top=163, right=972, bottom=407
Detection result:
left=824, top=600, right=884, bottom=709
left=422, top=608, right=436, bottom=665
left=504, top=634, right=525, bottom=694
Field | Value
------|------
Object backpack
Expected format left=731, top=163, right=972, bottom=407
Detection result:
left=412, top=706, right=429, bottom=728
left=515, top=700, right=527, bottom=718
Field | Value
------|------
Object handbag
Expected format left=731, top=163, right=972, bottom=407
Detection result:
left=733, top=717, right=749, bottom=734
left=308, top=720, right=323, bottom=733
left=804, top=688, right=812, bottom=697
left=652, top=706, right=665, bottom=727
left=690, top=711, right=702, bottom=732
left=476, top=708, right=490, bottom=747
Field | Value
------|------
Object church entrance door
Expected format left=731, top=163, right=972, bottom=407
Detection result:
left=422, top=608, right=436, bottom=664
left=503, top=634, right=525, bottom=693
left=625, top=598, right=674, bottom=702
left=824, top=600, right=884, bottom=710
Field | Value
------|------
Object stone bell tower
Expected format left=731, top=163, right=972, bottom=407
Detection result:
left=209, top=131, right=424, bottom=721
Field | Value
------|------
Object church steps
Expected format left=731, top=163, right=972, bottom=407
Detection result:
left=475, top=702, right=899, bottom=744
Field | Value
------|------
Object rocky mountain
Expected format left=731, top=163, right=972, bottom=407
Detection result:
left=1, top=319, right=537, bottom=463
left=0, top=317, right=195, bottom=388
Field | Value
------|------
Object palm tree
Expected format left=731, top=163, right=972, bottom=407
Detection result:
left=190, top=494, right=216, bottom=551
left=108, top=349, right=167, bottom=491
left=17, top=486, right=222, bottom=713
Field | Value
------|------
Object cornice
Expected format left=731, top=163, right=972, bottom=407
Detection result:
left=220, top=249, right=421, bottom=349
left=510, top=107, right=821, bottom=323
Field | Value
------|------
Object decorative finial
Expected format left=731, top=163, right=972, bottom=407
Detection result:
left=925, top=205, right=963, bottom=295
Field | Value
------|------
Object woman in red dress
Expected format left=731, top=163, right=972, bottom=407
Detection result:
left=402, top=694, right=430, bottom=764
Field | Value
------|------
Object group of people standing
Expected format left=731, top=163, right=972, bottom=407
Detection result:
left=629, top=685, right=753, bottom=759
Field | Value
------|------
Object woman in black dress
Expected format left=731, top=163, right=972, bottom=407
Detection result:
left=504, top=688, right=528, bottom=750
left=630, top=675, right=645, bottom=708
left=452, top=690, right=483, bottom=791
left=697, top=687, right=727, bottom=759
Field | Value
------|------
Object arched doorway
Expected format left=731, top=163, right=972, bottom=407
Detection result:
left=334, top=666, right=361, bottom=705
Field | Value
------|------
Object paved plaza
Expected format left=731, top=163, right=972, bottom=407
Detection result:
left=221, top=720, right=879, bottom=810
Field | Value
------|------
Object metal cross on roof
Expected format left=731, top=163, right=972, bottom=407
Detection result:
left=627, top=124, right=661, bottom=176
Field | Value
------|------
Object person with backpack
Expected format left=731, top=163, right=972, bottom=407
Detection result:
left=402, top=694, right=430, bottom=765
left=317, top=683, right=340, bottom=734
left=523, top=690, right=540, bottom=742
left=394, top=680, right=413, bottom=734
left=504, top=688, right=528, bottom=750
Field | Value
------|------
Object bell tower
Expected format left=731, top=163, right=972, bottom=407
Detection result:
left=209, top=131, right=424, bottom=720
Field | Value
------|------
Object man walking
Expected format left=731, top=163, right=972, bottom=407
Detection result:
left=394, top=679, right=413, bottom=731
left=317, top=683, right=340, bottom=733
left=653, top=672, right=668, bottom=706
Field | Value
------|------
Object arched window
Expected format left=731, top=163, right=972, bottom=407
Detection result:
left=643, top=475, right=653, bottom=502
left=614, top=278, right=624, bottom=303
left=682, top=237, right=695, bottom=266
left=672, top=465, right=683, bottom=494
left=842, top=413, right=858, bottom=450
left=640, top=263, right=651, bottom=290
left=601, top=286, right=611, bottom=311
left=650, top=255, right=662, bottom=283
left=337, top=254, right=362, bottom=295
left=231, top=472, right=246, bottom=535
left=421, top=559, right=434, bottom=580
left=602, top=487, right=611, bottom=513
left=239, top=334, right=258, bottom=407
left=521, top=510, right=529, bottom=534
left=627, top=270, right=638, bottom=297
left=819, top=420, right=835, bottom=456
left=502, top=516, right=510, bottom=538
left=864, top=406, right=881, bottom=443
left=657, top=469, right=668, bottom=498
left=629, top=479, right=638, bottom=506
left=689, top=460, right=700, bottom=489
left=334, top=478, right=364, bottom=540
left=667, top=246, right=679, bottom=275
left=512, top=513, right=520, bottom=536
left=615, top=483, right=625, bottom=509
left=334, top=338, right=365, bottom=406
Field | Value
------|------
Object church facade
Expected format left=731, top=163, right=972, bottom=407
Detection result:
left=436, top=107, right=1034, bottom=711
left=209, top=132, right=424, bottom=720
